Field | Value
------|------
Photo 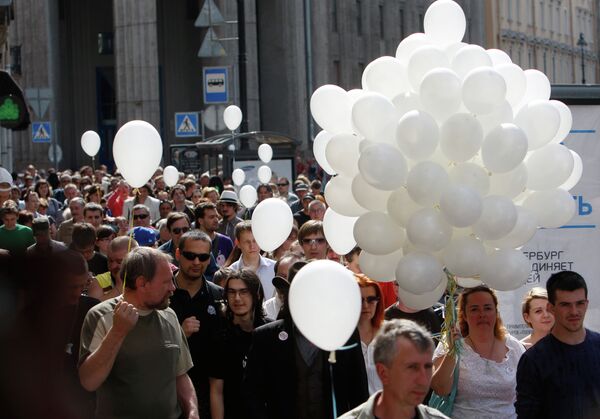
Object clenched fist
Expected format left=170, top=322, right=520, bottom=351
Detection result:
left=112, top=301, right=139, bottom=337
left=182, top=316, right=200, bottom=337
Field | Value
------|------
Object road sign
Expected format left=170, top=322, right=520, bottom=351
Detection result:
left=32, top=121, right=52, bottom=143
left=203, top=67, right=228, bottom=103
left=175, top=112, right=200, bottom=138
left=25, top=87, right=52, bottom=118
left=48, top=143, right=62, bottom=163
left=195, top=0, right=224, bottom=27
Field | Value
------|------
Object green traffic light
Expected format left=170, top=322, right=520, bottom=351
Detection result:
left=0, top=96, right=20, bottom=121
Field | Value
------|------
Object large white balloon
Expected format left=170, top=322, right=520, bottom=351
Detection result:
left=325, top=133, right=360, bottom=177
left=525, top=144, right=574, bottom=190
left=452, top=45, right=492, bottom=80
left=351, top=93, right=398, bottom=144
left=359, top=249, right=404, bottom=282
left=407, top=46, right=450, bottom=91
left=232, top=168, right=245, bottom=186
left=310, top=85, right=352, bottom=134
left=223, top=105, right=243, bottom=131
left=487, top=48, right=512, bottom=66
left=358, top=143, right=408, bottom=190
left=251, top=198, right=293, bottom=252
left=258, top=143, right=273, bottom=163
left=515, top=101, right=561, bottom=150
left=472, top=195, right=518, bottom=240
left=362, top=56, right=409, bottom=99
left=462, top=67, right=507, bottom=115
left=481, top=123, right=528, bottom=173
left=323, top=208, right=358, bottom=255
left=449, top=162, right=490, bottom=196
left=313, top=131, right=336, bottom=175
left=519, top=69, right=551, bottom=107
left=475, top=100, right=514, bottom=135
left=387, top=188, right=422, bottom=227
left=486, top=206, right=538, bottom=249
left=289, top=260, right=361, bottom=351
left=325, top=175, right=367, bottom=217
left=354, top=212, right=406, bottom=255
left=495, top=63, right=526, bottom=107
left=396, top=110, right=439, bottom=161
left=113, top=120, right=163, bottom=188
left=481, top=249, right=530, bottom=291
left=406, top=208, right=453, bottom=252
left=407, top=161, right=450, bottom=206
left=395, top=251, right=445, bottom=294
left=550, top=100, right=573, bottom=144
left=395, top=33, right=431, bottom=62
left=488, top=163, right=528, bottom=198
left=397, top=275, right=448, bottom=311
left=439, top=184, right=482, bottom=227
left=442, top=236, right=487, bottom=277
left=81, top=131, right=101, bottom=157
left=163, top=165, right=179, bottom=187
left=419, top=68, right=462, bottom=122
left=423, top=0, right=466, bottom=47
left=440, top=113, right=483, bottom=162
left=239, top=185, right=258, bottom=208
left=559, top=150, right=583, bottom=191
left=523, top=189, right=576, bottom=228
left=257, top=165, right=272, bottom=184
left=351, top=174, right=392, bottom=213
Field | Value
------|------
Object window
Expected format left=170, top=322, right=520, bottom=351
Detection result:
left=548, top=3, right=553, bottom=33
left=552, top=53, right=556, bottom=81
left=379, top=5, right=384, bottom=38
left=527, top=0, right=532, bottom=25
left=507, top=0, right=512, bottom=21
left=334, top=60, right=341, bottom=85
left=540, top=2, right=545, bottom=29
left=418, top=13, right=424, bottom=32
left=528, top=50, right=533, bottom=68
left=356, top=0, right=362, bottom=36
left=543, top=50, right=547, bottom=73
left=399, top=8, right=405, bottom=39
left=332, top=0, right=338, bottom=33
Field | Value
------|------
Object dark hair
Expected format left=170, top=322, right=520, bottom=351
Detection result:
left=194, top=201, right=217, bottom=221
left=208, top=176, right=224, bottom=193
left=546, top=271, right=587, bottom=305
left=169, top=184, right=186, bottom=199
left=256, top=184, right=272, bottom=195
left=84, top=202, right=103, bottom=216
left=96, top=224, right=115, bottom=240
left=224, top=269, right=266, bottom=326
left=213, top=267, right=235, bottom=288
left=166, top=211, right=190, bottom=231
left=34, top=179, right=52, bottom=198
left=17, top=210, right=34, bottom=226
left=177, top=230, right=212, bottom=251
left=71, top=223, right=97, bottom=248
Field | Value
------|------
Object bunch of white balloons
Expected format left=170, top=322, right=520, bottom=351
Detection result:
left=312, top=0, right=581, bottom=308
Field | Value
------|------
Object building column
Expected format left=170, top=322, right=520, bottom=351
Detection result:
left=113, top=0, right=160, bottom=129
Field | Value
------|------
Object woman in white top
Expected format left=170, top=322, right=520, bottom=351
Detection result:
left=431, top=285, right=525, bottom=419
left=520, top=287, right=554, bottom=349
left=355, top=273, right=384, bottom=395
left=122, top=183, right=160, bottom=223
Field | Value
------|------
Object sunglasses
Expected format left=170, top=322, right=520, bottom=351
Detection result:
left=133, top=213, right=149, bottom=220
left=361, top=296, right=380, bottom=304
left=181, top=251, right=211, bottom=262
left=301, top=238, right=326, bottom=246
left=277, top=183, right=289, bottom=187
left=171, top=226, right=190, bottom=235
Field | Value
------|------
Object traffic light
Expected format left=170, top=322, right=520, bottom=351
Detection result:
left=0, top=70, right=30, bottom=131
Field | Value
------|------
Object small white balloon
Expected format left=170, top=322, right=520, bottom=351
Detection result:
left=407, top=45, right=450, bottom=91
left=257, top=165, right=272, bottom=184
left=232, top=168, right=246, bottom=186
left=351, top=93, right=398, bottom=144
left=351, top=174, right=392, bottom=213
left=423, top=0, right=466, bottom=47
left=323, top=208, right=358, bottom=255
left=223, top=105, right=243, bottom=131
left=481, top=249, right=530, bottom=291
left=392, top=91, right=423, bottom=118
left=451, top=45, right=492, bottom=80
left=324, top=175, right=367, bottom=217
left=515, top=101, right=561, bottom=150
left=359, top=249, right=404, bottom=282
left=440, top=113, right=483, bottom=162
left=251, top=198, right=293, bottom=252
left=313, top=131, right=336, bottom=175
left=239, top=185, right=258, bottom=208
left=310, top=85, right=353, bottom=134
left=396, top=110, right=439, bottom=161
left=481, top=123, right=528, bottom=173
left=559, top=150, right=583, bottom=191
left=486, top=206, right=538, bottom=249
left=489, top=163, right=528, bottom=199
left=396, top=251, right=445, bottom=294
left=495, top=63, right=526, bottom=107
left=354, top=212, right=406, bottom=255
left=442, top=236, right=487, bottom=277
left=462, top=67, right=507, bottom=115
left=522, top=189, right=576, bottom=228
left=258, top=144, right=273, bottom=163
left=487, top=48, right=512, bottom=66
left=397, top=275, right=448, bottom=311
left=358, top=143, right=408, bottom=191
left=362, top=56, right=410, bottom=99
left=419, top=68, right=462, bottom=122
left=81, top=131, right=101, bottom=157
left=525, top=144, right=574, bottom=190
left=449, top=162, right=490, bottom=196
left=163, top=165, right=179, bottom=187
left=518, top=69, right=551, bottom=108
left=439, top=184, right=483, bottom=227
left=550, top=100, right=573, bottom=144
left=406, top=208, right=453, bottom=252
left=387, top=188, right=422, bottom=228
left=472, top=195, right=518, bottom=240
left=395, top=33, right=431, bottom=63
left=406, top=161, right=450, bottom=206
left=325, top=133, right=360, bottom=177
left=475, top=100, right=514, bottom=135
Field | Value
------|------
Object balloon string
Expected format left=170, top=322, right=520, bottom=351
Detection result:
left=122, top=187, right=139, bottom=294
left=329, top=363, right=337, bottom=419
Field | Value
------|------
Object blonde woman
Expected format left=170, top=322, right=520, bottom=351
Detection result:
left=520, top=287, right=554, bottom=349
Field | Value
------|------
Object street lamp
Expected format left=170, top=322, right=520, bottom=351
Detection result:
left=577, top=32, right=587, bottom=84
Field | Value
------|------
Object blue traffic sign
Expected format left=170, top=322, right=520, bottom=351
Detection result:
left=32, top=121, right=52, bottom=143
left=175, top=112, right=200, bottom=137
left=203, top=67, right=228, bottom=104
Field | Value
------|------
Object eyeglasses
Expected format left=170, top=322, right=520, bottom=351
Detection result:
left=226, top=288, right=250, bottom=297
left=171, top=226, right=190, bottom=235
left=181, top=251, right=211, bottom=262
left=301, top=238, right=327, bottom=246
left=133, top=213, right=149, bottom=220
left=361, top=296, right=380, bottom=305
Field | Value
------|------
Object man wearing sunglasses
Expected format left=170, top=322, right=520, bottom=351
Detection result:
left=158, top=212, right=191, bottom=264
left=171, top=230, right=225, bottom=419
left=132, top=204, right=153, bottom=228
left=276, top=177, right=298, bottom=206
left=298, top=220, right=329, bottom=260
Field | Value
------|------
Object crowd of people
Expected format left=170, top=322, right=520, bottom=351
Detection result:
left=0, top=163, right=599, bottom=419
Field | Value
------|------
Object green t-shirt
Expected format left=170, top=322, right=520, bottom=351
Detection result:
left=0, top=224, right=35, bottom=255
left=80, top=296, right=193, bottom=419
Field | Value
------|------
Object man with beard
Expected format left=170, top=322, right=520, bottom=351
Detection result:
left=170, top=230, right=225, bottom=419
left=217, top=191, right=242, bottom=244
left=79, top=247, right=198, bottom=419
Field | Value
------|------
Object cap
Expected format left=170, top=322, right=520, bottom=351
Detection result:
left=302, top=193, right=315, bottom=201
left=295, top=183, right=309, bottom=192
left=272, top=275, right=290, bottom=291
left=130, top=226, right=158, bottom=247
left=218, top=190, right=239, bottom=204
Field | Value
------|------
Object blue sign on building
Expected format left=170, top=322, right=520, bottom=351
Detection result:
left=203, top=67, right=228, bottom=104
left=175, top=112, right=200, bottom=138
left=32, top=121, right=52, bottom=143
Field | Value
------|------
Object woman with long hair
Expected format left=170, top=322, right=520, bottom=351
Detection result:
left=34, top=179, right=63, bottom=223
left=520, top=287, right=554, bottom=348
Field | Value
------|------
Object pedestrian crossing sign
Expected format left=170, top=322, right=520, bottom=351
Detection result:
left=32, top=121, right=52, bottom=143
left=175, top=112, right=200, bottom=138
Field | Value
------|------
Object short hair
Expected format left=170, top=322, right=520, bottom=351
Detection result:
left=213, top=267, right=235, bottom=288
left=194, top=201, right=217, bottom=221
left=31, top=217, right=50, bottom=234
left=201, top=186, right=219, bottom=198
left=169, top=184, right=186, bottom=199
left=373, top=319, right=434, bottom=367
left=17, top=210, right=34, bottom=225
left=96, top=225, right=115, bottom=240
left=224, top=269, right=266, bottom=325
left=178, top=230, right=212, bottom=251
left=297, top=220, right=324, bottom=242
left=69, top=197, right=85, bottom=208
left=71, top=223, right=97, bottom=249
left=310, top=179, right=322, bottom=190
left=166, top=212, right=190, bottom=231
left=273, top=251, right=304, bottom=277
left=120, top=247, right=172, bottom=290
left=344, top=246, right=362, bottom=262
left=458, top=285, right=507, bottom=340
left=84, top=202, right=103, bottom=216
left=355, top=273, right=385, bottom=329
left=546, top=270, right=587, bottom=305
left=1, top=201, right=19, bottom=217
left=132, top=204, right=150, bottom=214
left=521, top=287, right=548, bottom=327
left=234, top=220, right=253, bottom=241
left=110, top=235, right=139, bottom=253
left=256, top=184, right=272, bottom=195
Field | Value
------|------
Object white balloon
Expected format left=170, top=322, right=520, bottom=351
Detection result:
left=313, top=131, right=336, bottom=175
left=163, top=165, right=179, bottom=187
left=444, top=42, right=468, bottom=63
left=487, top=48, right=512, bottom=66
left=519, top=69, right=551, bottom=108
left=324, top=175, right=367, bottom=217
left=406, top=208, right=453, bottom=252
left=475, top=100, right=514, bottom=135
left=232, top=168, right=245, bottom=186
left=462, top=67, right=507, bottom=115
left=424, top=0, right=466, bottom=47
left=559, top=150, right=583, bottom=191
left=251, top=198, right=293, bottom=252
left=223, top=105, right=243, bottom=131
left=451, top=45, right=492, bottom=80
left=486, top=206, right=538, bottom=249
left=387, top=188, right=422, bottom=228
left=351, top=174, right=392, bottom=213
left=239, top=185, right=258, bottom=208
left=396, top=33, right=431, bottom=63
left=440, top=113, right=483, bottom=162
left=258, top=143, right=273, bottom=163
left=397, top=275, right=448, bottom=311
left=481, top=249, right=530, bottom=291
left=396, top=251, right=445, bottom=294
left=325, top=133, right=360, bottom=177
left=525, top=144, right=574, bottom=190
left=289, top=260, right=361, bottom=351
left=407, top=161, right=450, bottom=206
left=362, top=56, right=409, bottom=99
left=351, top=93, right=398, bottom=144
left=439, top=184, right=482, bottom=227
left=449, top=162, right=490, bottom=196
left=419, top=68, right=462, bottom=122
left=396, top=110, right=439, bottom=161
left=472, top=195, right=518, bottom=240
left=550, top=100, right=573, bottom=144
left=354, top=212, right=406, bottom=255
left=81, top=131, right=101, bottom=157
left=323, top=208, right=358, bottom=255
left=358, top=143, right=408, bottom=190
left=489, top=163, right=528, bottom=198
left=359, top=249, right=404, bottom=282
left=310, top=85, right=352, bottom=134
left=522, top=189, right=576, bottom=228
left=481, top=123, right=528, bottom=173
left=442, top=236, right=486, bottom=277
left=113, top=120, right=163, bottom=188
left=392, top=91, right=423, bottom=118
left=407, top=45, right=450, bottom=91
left=495, top=63, right=526, bottom=107
left=515, top=100, right=561, bottom=150
left=257, top=165, right=272, bottom=184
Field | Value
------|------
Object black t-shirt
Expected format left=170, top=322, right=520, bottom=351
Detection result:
left=384, top=305, right=442, bottom=335
left=87, top=252, right=108, bottom=276
left=293, top=211, right=311, bottom=228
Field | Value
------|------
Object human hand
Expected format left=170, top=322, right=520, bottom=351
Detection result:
left=112, top=301, right=138, bottom=337
left=182, top=316, right=200, bottom=337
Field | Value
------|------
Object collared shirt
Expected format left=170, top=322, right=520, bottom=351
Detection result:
left=229, top=254, right=276, bottom=298
left=338, top=391, right=450, bottom=419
